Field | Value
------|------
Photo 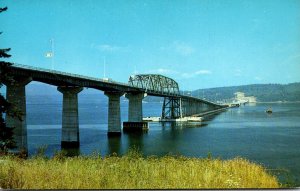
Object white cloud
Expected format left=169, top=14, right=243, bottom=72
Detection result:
left=160, top=41, right=195, bottom=56
left=146, top=68, right=211, bottom=78
left=195, top=70, right=212, bottom=75
left=181, top=70, right=212, bottom=78
left=234, top=69, right=242, bottom=77
left=91, top=43, right=128, bottom=52
left=98, top=44, right=121, bottom=52
left=146, top=68, right=178, bottom=75
left=181, top=73, right=194, bottom=78
left=173, top=41, right=195, bottom=56
left=254, top=76, right=262, bottom=81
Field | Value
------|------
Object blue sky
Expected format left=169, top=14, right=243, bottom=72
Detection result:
left=1, top=0, right=300, bottom=90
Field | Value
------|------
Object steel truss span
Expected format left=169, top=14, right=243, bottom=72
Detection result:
left=128, top=74, right=180, bottom=95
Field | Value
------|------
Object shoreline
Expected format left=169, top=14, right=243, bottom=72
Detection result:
left=253, top=101, right=300, bottom=104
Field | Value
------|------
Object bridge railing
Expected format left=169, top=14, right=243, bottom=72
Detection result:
left=9, top=64, right=224, bottom=106
left=11, top=63, right=131, bottom=87
left=9, top=63, right=182, bottom=96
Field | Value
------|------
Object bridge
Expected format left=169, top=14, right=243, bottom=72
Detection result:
left=0, top=63, right=228, bottom=153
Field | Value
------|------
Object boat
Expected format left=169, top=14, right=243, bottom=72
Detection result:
left=266, top=108, right=272, bottom=114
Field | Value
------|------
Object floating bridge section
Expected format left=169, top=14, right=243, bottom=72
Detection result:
left=0, top=63, right=227, bottom=153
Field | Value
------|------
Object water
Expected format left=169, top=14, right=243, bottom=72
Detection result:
left=26, top=94, right=300, bottom=186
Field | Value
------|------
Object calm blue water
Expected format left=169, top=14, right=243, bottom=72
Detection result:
left=26, top=93, right=300, bottom=186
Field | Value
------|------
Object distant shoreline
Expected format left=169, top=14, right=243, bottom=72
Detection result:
left=255, top=101, right=300, bottom=104
left=144, top=101, right=300, bottom=104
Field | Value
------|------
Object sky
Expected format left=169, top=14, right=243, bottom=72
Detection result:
left=0, top=0, right=300, bottom=90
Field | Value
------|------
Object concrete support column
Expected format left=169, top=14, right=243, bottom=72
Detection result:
left=209, top=104, right=217, bottom=111
left=184, top=99, right=188, bottom=117
left=58, top=86, right=83, bottom=148
left=181, top=100, right=185, bottom=117
left=4, top=76, right=32, bottom=153
left=203, top=104, right=209, bottom=112
left=187, top=100, right=192, bottom=116
left=184, top=100, right=188, bottom=116
left=198, top=103, right=201, bottom=113
left=191, top=101, right=194, bottom=115
left=200, top=103, right=203, bottom=112
left=189, top=101, right=192, bottom=115
left=185, top=100, right=189, bottom=116
left=105, top=91, right=124, bottom=136
left=192, top=101, right=195, bottom=114
left=196, top=101, right=200, bottom=114
left=125, top=92, right=145, bottom=122
left=179, top=98, right=183, bottom=118
left=201, top=103, right=204, bottom=112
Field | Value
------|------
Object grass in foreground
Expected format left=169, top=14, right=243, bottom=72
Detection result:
left=0, top=150, right=279, bottom=189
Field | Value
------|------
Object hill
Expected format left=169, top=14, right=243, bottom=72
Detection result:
left=191, top=83, right=300, bottom=102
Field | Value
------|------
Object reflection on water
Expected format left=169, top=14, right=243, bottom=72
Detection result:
left=107, top=136, right=121, bottom=155
left=126, top=133, right=145, bottom=153
left=62, top=148, right=80, bottom=157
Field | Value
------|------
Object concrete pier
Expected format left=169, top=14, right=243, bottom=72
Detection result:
left=125, top=92, right=145, bottom=122
left=4, top=76, right=32, bottom=153
left=58, top=86, right=83, bottom=148
left=187, top=100, right=192, bottom=116
left=181, top=99, right=187, bottom=117
left=124, top=93, right=148, bottom=133
left=105, top=91, right=124, bottom=136
left=123, top=121, right=148, bottom=133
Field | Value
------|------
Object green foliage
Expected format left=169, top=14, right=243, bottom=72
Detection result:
left=0, top=124, right=16, bottom=153
left=0, top=6, right=8, bottom=13
left=0, top=48, right=11, bottom=58
left=0, top=5, right=16, bottom=154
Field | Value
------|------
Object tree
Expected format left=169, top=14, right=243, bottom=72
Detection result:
left=0, top=6, right=16, bottom=154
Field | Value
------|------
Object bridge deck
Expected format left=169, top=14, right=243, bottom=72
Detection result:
left=1, top=63, right=223, bottom=107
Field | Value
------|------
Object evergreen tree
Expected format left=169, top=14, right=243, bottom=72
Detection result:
left=0, top=6, right=16, bottom=153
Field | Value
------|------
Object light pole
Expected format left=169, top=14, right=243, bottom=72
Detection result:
left=50, top=38, right=54, bottom=70
left=45, top=38, right=54, bottom=70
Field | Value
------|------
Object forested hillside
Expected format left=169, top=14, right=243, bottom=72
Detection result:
left=191, top=83, right=300, bottom=102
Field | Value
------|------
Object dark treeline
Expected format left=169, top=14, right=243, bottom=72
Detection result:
left=191, top=82, right=300, bottom=102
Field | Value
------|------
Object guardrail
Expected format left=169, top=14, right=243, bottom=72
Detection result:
left=11, top=63, right=183, bottom=97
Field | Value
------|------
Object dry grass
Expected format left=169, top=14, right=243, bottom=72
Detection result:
left=0, top=150, right=279, bottom=189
